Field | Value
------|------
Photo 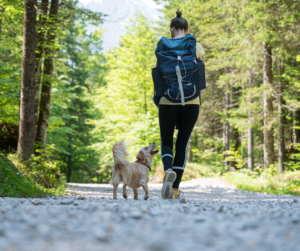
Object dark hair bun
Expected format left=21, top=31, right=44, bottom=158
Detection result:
left=176, top=9, right=182, bottom=18
left=170, top=9, right=188, bottom=31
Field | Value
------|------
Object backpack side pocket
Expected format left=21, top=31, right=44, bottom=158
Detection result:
left=193, top=60, right=206, bottom=91
left=152, top=67, right=168, bottom=97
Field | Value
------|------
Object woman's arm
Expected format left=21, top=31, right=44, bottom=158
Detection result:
left=196, top=42, right=205, bottom=63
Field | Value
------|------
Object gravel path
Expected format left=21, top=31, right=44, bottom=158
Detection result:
left=0, top=178, right=300, bottom=251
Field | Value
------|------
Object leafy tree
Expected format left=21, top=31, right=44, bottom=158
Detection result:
left=92, top=13, right=161, bottom=174
left=155, top=0, right=300, bottom=173
left=0, top=1, right=24, bottom=125
left=47, top=20, right=106, bottom=183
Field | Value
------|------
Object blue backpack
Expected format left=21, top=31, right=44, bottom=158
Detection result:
left=152, top=34, right=206, bottom=106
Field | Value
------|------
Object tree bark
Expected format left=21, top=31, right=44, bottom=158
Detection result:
left=0, top=6, right=5, bottom=41
left=277, top=60, right=284, bottom=173
left=292, top=109, right=299, bottom=150
left=247, top=71, right=254, bottom=169
left=223, top=91, right=230, bottom=167
left=67, top=143, right=72, bottom=182
left=35, top=0, right=49, bottom=135
left=263, top=42, right=275, bottom=169
left=296, top=110, right=300, bottom=144
left=17, top=0, right=37, bottom=160
left=36, top=0, right=59, bottom=146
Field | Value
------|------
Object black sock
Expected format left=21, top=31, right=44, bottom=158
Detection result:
left=172, top=169, right=183, bottom=189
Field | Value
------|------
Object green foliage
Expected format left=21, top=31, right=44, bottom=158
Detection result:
left=224, top=169, right=300, bottom=196
left=182, top=162, right=226, bottom=180
left=47, top=19, right=107, bottom=183
left=8, top=147, right=66, bottom=190
left=0, top=153, right=64, bottom=198
left=285, top=143, right=300, bottom=170
left=155, top=0, right=300, bottom=173
left=152, top=162, right=226, bottom=183
left=224, top=149, right=247, bottom=169
left=0, top=0, right=107, bottom=185
left=92, top=13, right=161, bottom=172
left=0, top=1, right=24, bottom=124
left=1, top=0, right=300, bottom=186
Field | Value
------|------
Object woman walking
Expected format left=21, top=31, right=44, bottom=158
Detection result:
left=155, top=10, right=205, bottom=200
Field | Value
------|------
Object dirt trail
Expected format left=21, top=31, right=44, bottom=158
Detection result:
left=0, top=178, right=299, bottom=251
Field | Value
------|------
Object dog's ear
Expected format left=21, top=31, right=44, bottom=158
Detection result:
left=136, top=151, right=145, bottom=160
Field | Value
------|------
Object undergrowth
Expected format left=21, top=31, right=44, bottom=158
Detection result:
left=0, top=153, right=65, bottom=198
left=152, top=161, right=300, bottom=197
left=151, top=162, right=225, bottom=183
left=8, top=147, right=66, bottom=189
left=224, top=168, right=300, bottom=196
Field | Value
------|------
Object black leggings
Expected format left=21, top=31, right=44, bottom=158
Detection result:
left=159, top=105, right=199, bottom=189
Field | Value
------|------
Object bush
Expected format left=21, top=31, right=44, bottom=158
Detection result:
left=8, top=147, right=66, bottom=189
left=151, top=162, right=226, bottom=183
left=224, top=169, right=300, bottom=196
left=0, top=153, right=64, bottom=198
left=285, top=143, right=300, bottom=171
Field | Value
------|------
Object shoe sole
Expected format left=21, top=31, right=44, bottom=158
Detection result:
left=161, top=171, right=177, bottom=199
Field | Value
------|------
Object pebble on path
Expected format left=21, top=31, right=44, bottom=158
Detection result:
left=0, top=178, right=299, bottom=251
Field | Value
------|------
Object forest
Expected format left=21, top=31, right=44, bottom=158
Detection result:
left=0, top=0, right=300, bottom=196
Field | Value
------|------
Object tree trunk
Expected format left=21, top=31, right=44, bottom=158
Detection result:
left=292, top=109, right=299, bottom=150
left=260, top=128, right=264, bottom=167
left=277, top=60, right=284, bottom=172
left=296, top=110, right=300, bottom=144
left=231, top=85, right=241, bottom=167
left=231, top=127, right=240, bottom=167
left=0, top=6, right=5, bottom=41
left=223, top=91, right=230, bottom=167
left=263, top=42, right=275, bottom=169
left=295, top=55, right=300, bottom=146
left=36, top=0, right=59, bottom=146
left=17, top=0, right=37, bottom=160
left=247, top=71, right=254, bottom=169
left=35, top=0, right=49, bottom=134
left=67, top=144, right=72, bottom=183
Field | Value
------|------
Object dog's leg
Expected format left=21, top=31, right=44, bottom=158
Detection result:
left=113, top=184, right=119, bottom=200
left=133, top=188, right=138, bottom=200
left=141, top=183, right=149, bottom=200
left=123, top=184, right=127, bottom=199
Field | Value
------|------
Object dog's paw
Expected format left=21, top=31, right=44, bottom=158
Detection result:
left=144, top=194, right=149, bottom=200
left=123, top=194, right=127, bottom=199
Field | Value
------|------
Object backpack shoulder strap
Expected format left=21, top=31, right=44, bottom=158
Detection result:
left=156, top=38, right=165, bottom=52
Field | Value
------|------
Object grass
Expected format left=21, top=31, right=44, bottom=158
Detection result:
left=0, top=153, right=64, bottom=198
left=223, top=169, right=300, bottom=196
left=152, top=162, right=300, bottom=197
left=151, top=162, right=225, bottom=183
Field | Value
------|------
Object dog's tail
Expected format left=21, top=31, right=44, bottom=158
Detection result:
left=112, top=140, right=129, bottom=166
left=110, top=140, right=129, bottom=186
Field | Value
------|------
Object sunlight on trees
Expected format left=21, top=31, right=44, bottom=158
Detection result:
left=0, top=0, right=300, bottom=187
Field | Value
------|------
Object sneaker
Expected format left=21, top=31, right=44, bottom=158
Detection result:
left=161, top=169, right=177, bottom=199
left=172, top=189, right=183, bottom=199
left=173, top=189, right=186, bottom=203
